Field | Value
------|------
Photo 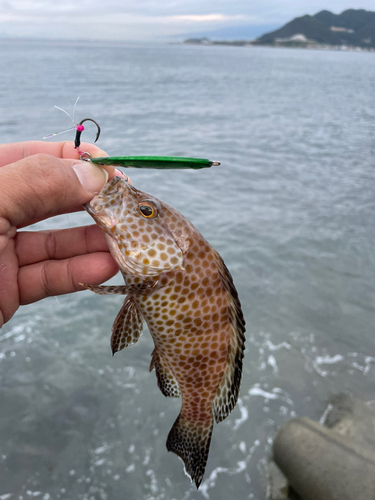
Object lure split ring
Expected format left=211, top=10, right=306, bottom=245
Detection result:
left=80, top=152, right=92, bottom=162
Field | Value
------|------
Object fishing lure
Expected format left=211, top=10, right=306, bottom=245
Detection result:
left=91, top=156, right=220, bottom=170
left=44, top=100, right=220, bottom=170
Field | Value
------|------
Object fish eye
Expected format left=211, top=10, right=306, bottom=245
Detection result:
left=138, top=201, right=158, bottom=218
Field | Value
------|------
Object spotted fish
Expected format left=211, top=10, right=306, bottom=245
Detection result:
left=82, top=176, right=246, bottom=488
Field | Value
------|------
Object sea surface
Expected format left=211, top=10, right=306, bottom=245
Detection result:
left=0, top=39, right=374, bottom=500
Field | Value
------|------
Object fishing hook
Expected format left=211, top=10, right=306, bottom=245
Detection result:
left=74, top=118, right=101, bottom=150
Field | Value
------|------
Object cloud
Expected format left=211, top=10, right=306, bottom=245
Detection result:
left=0, top=0, right=374, bottom=40
left=163, top=14, right=247, bottom=23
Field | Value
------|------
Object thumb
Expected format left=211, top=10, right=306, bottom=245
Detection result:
left=0, top=153, right=109, bottom=228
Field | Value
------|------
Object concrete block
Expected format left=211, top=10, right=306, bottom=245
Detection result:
left=273, top=417, right=375, bottom=500
left=268, top=460, right=290, bottom=499
left=324, top=394, right=375, bottom=453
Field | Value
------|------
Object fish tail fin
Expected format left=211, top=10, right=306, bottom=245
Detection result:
left=166, top=413, right=213, bottom=489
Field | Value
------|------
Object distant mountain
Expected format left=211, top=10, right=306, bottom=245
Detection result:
left=257, top=15, right=340, bottom=45
left=358, top=16, right=375, bottom=41
left=256, top=9, right=375, bottom=48
left=314, top=9, right=372, bottom=31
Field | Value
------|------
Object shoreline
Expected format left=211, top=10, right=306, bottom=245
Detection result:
left=182, top=39, right=375, bottom=53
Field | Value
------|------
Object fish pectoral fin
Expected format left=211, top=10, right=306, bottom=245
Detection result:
left=149, top=350, right=180, bottom=398
left=111, top=296, right=144, bottom=354
left=166, top=414, right=213, bottom=489
left=80, top=283, right=151, bottom=295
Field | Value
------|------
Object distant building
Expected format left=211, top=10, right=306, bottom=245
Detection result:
left=330, top=26, right=355, bottom=33
left=275, top=34, right=311, bottom=43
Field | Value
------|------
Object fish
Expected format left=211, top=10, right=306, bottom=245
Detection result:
left=82, top=176, right=246, bottom=488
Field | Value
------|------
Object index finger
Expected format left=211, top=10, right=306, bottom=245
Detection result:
left=0, top=141, right=108, bottom=168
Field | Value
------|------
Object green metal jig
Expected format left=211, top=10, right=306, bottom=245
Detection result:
left=90, top=156, right=220, bottom=170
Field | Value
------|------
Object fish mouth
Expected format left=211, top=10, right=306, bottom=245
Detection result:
left=83, top=202, right=95, bottom=217
left=83, top=176, right=131, bottom=229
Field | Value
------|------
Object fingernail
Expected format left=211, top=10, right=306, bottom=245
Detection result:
left=115, top=168, right=132, bottom=184
left=115, top=168, right=129, bottom=180
left=73, top=162, right=109, bottom=193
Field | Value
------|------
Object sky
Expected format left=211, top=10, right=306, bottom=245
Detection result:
left=0, top=0, right=374, bottom=41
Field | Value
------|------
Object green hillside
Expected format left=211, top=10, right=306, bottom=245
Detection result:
left=315, top=9, right=372, bottom=31
left=256, top=9, right=375, bottom=48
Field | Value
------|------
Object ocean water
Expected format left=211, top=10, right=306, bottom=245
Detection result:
left=0, top=39, right=375, bottom=499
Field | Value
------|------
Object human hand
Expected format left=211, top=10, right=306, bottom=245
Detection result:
left=0, top=141, right=121, bottom=328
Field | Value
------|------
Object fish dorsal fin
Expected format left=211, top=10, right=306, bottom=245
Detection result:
left=150, top=349, right=180, bottom=398
left=111, top=296, right=144, bottom=354
left=213, top=258, right=246, bottom=423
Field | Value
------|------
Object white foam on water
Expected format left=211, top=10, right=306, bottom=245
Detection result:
left=145, top=469, right=158, bottom=494
left=14, top=334, right=26, bottom=343
left=235, top=461, right=247, bottom=473
left=94, top=444, right=108, bottom=455
left=267, top=355, right=279, bottom=375
left=94, top=458, right=105, bottom=466
left=124, top=366, right=135, bottom=378
left=313, top=354, right=344, bottom=376
left=319, top=403, right=333, bottom=425
left=239, top=441, right=246, bottom=453
left=273, top=388, right=293, bottom=405
left=265, top=340, right=291, bottom=351
left=248, top=387, right=279, bottom=400
left=199, top=467, right=229, bottom=499
left=352, top=357, right=375, bottom=375
left=315, top=354, right=344, bottom=365
left=352, top=361, right=367, bottom=373
left=233, top=398, right=248, bottom=430
left=143, top=447, right=152, bottom=466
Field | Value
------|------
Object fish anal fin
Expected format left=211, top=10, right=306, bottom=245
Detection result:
left=111, top=296, right=143, bottom=354
left=149, top=350, right=180, bottom=398
left=166, top=414, right=213, bottom=489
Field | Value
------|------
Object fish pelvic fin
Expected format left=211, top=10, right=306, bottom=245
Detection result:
left=150, top=350, right=180, bottom=398
left=213, top=257, right=246, bottom=423
left=111, top=295, right=143, bottom=354
left=80, top=283, right=151, bottom=295
left=166, top=414, right=213, bottom=489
